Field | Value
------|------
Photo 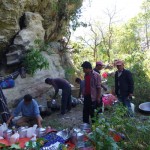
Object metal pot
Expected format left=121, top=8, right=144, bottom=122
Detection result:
left=3, top=129, right=13, bottom=141
left=36, top=128, right=46, bottom=137
left=56, top=129, right=70, bottom=141
left=50, top=99, right=58, bottom=111
left=139, top=102, right=150, bottom=114
left=71, top=128, right=84, bottom=144
left=71, top=99, right=77, bottom=107
left=39, top=105, right=47, bottom=112
left=18, top=127, right=27, bottom=138
left=80, top=123, right=91, bottom=133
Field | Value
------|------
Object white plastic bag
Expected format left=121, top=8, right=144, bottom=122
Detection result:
left=10, top=131, right=19, bottom=145
left=0, top=123, right=8, bottom=137
left=26, top=124, right=38, bottom=138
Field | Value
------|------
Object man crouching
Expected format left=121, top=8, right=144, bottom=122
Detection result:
left=7, top=94, right=42, bottom=127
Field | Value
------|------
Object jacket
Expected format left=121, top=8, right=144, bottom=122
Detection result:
left=115, top=69, right=134, bottom=97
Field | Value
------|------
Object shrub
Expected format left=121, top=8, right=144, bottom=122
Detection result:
left=89, top=104, right=150, bottom=150
left=23, top=48, right=49, bottom=76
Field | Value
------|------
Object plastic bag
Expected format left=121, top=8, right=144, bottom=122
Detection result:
left=10, top=131, right=19, bottom=145
left=0, top=123, right=8, bottom=137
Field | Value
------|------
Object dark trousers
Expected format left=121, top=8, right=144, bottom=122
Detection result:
left=83, top=95, right=97, bottom=124
left=61, top=87, right=71, bottom=114
left=118, top=96, right=133, bottom=117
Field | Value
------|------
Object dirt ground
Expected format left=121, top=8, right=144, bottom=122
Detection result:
left=42, top=104, right=83, bottom=130
left=36, top=86, right=85, bottom=130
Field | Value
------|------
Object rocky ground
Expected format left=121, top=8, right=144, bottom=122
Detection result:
left=42, top=104, right=83, bottom=130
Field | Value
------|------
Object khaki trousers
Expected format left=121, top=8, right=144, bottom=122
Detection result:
left=16, top=116, right=42, bottom=127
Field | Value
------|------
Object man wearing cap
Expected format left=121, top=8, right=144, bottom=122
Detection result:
left=115, top=60, right=134, bottom=116
left=94, top=61, right=107, bottom=91
left=81, top=61, right=101, bottom=123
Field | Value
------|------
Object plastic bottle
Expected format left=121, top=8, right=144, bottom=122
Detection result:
left=102, top=102, right=105, bottom=113
left=10, top=131, right=19, bottom=145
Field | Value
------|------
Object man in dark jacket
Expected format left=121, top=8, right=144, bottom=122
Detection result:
left=45, top=78, right=71, bottom=115
left=115, top=60, right=134, bottom=115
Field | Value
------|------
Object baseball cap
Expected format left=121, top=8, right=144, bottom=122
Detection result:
left=115, top=60, right=124, bottom=65
left=96, top=61, right=104, bottom=66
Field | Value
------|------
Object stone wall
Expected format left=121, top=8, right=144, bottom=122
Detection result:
left=0, top=0, right=83, bottom=107
left=0, top=0, right=83, bottom=54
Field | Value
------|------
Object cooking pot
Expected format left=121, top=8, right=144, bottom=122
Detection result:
left=71, top=128, right=84, bottom=144
left=139, top=102, right=150, bottom=114
left=18, top=127, right=27, bottom=138
left=36, top=128, right=46, bottom=137
left=56, top=129, right=70, bottom=141
left=49, top=99, right=60, bottom=111
left=3, top=129, right=13, bottom=141
left=71, top=98, right=77, bottom=107
left=39, top=105, right=47, bottom=112
left=80, top=123, right=91, bottom=133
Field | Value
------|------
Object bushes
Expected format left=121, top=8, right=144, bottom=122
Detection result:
left=22, top=40, right=49, bottom=76
left=88, top=104, right=150, bottom=150
left=23, top=48, right=49, bottom=76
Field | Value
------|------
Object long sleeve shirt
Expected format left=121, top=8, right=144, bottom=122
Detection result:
left=51, top=78, right=71, bottom=98
left=13, top=99, right=40, bottom=118
left=84, top=70, right=101, bottom=102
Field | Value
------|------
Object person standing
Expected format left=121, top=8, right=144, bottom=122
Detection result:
left=75, top=77, right=85, bottom=98
left=81, top=61, right=101, bottom=124
left=115, top=60, right=134, bottom=116
left=94, top=61, right=107, bottom=91
left=7, top=94, right=42, bottom=127
left=45, top=78, right=71, bottom=115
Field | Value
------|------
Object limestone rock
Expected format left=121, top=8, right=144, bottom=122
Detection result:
left=3, top=52, right=65, bottom=107
left=14, top=12, right=45, bottom=49
left=0, top=0, right=83, bottom=54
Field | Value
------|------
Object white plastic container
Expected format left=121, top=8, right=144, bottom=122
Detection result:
left=10, top=131, right=19, bottom=145
left=131, top=103, right=135, bottom=113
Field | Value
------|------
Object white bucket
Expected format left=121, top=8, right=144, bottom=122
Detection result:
left=131, top=103, right=135, bottom=113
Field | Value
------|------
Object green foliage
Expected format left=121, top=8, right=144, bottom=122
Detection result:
left=23, top=40, right=49, bottom=76
left=0, top=143, right=23, bottom=150
left=71, top=42, right=93, bottom=72
left=89, top=110, right=119, bottom=150
left=89, top=104, right=150, bottom=150
left=23, top=48, right=49, bottom=76
left=124, top=52, right=150, bottom=105
left=65, top=67, right=76, bottom=81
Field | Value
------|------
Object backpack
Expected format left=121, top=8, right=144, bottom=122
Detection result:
left=0, top=79, right=15, bottom=89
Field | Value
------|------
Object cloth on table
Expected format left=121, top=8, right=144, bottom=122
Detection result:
left=41, top=132, right=65, bottom=150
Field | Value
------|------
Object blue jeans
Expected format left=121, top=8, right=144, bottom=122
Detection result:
left=118, top=96, right=134, bottom=117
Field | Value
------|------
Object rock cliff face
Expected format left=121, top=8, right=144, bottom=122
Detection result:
left=0, top=0, right=82, bottom=106
left=0, top=0, right=82, bottom=55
